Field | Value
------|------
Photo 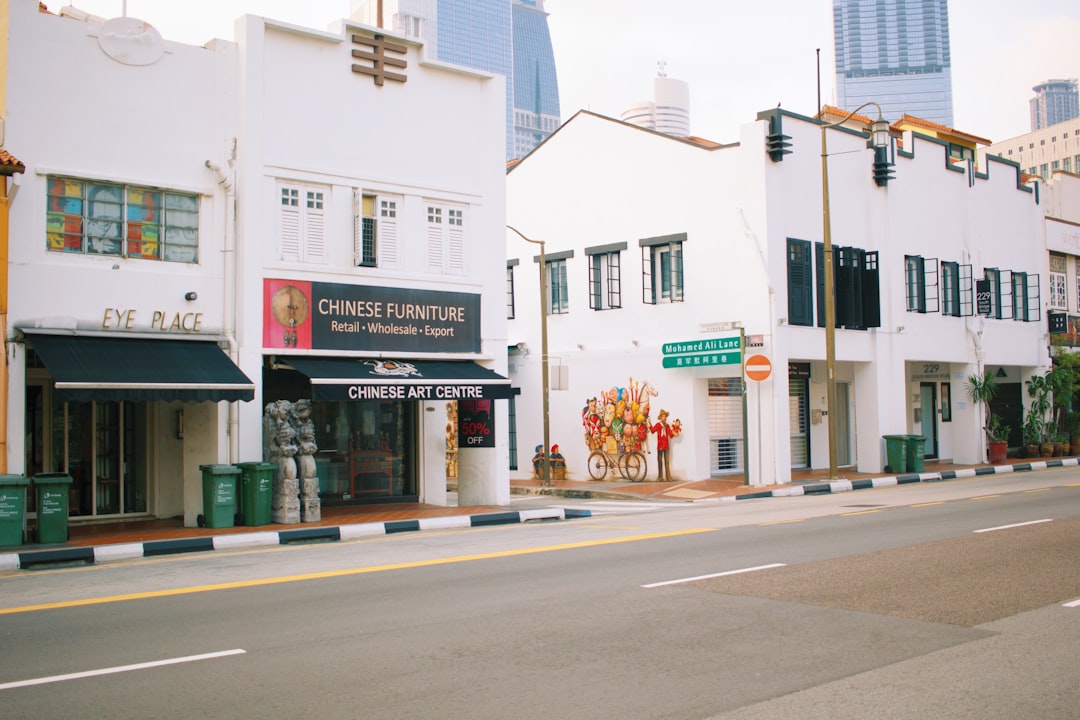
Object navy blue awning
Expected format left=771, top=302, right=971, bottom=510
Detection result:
left=24, top=332, right=255, bottom=403
left=284, top=357, right=512, bottom=401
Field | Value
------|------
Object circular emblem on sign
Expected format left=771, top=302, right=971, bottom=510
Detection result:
left=271, top=285, right=310, bottom=328
left=745, top=354, right=772, bottom=382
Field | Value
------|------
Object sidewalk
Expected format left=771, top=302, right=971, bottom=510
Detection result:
left=2, top=456, right=1075, bottom=571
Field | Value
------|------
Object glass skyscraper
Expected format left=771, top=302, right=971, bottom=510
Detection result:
left=352, top=0, right=560, bottom=159
left=833, top=0, right=954, bottom=126
left=1030, top=79, right=1079, bottom=131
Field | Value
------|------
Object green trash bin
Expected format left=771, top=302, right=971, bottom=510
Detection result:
left=883, top=435, right=908, bottom=473
left=198, top=464, right=241, bottom=529
left=0, top=475, right=30, bottom=547
left=905, top=435, right=927, bottom=473
left=236, top=462, right=274, bottom=527
left=33, top=473, right=72, bottom=544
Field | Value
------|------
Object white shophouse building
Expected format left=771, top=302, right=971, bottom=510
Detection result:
left=507, top=109, right=1048, bottom=487
left=5, top=3, right=509, bottom=527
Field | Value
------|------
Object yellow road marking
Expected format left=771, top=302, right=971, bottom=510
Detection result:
left=1024, top=488, right=1051, bottom=494
left=0, top=528, right=716, bottom=616
left=758, top=518, right=806, bottom=526
left=971, top=494, right=1001, bottom=500
left=841, top=509, right=882, bottom=516
left=911, top=501, right=945, bottom=507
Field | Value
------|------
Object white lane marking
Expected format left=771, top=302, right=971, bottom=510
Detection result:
left=1064, top=598, right=1080, bottom=608
left=642, top=563, right=786, bottom=588
left=973, top=519, right=1053, bottom=534
left=0, top=649, right=246, bottom=691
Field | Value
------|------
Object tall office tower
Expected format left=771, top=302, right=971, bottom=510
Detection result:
left=1030, top=79, right=1079, bottom=131
left=833, top=0, right=954, bottom=126
left=351, top=0, right=560, bottom=160
left=621, top=63, right=691, bottom=137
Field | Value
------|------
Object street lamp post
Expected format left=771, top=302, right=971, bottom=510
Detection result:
left=507, top=225, right=551, bottom=486
left=820, top=102, right=891, bottom=481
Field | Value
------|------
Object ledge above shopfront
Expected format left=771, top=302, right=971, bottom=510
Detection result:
left=278, top=356, right=513, bottom=401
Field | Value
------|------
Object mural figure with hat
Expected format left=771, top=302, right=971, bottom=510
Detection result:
left=531, top=444, right=546, bottom=480
left=650, top=409, right=682, bottom=482
left=549, top=444, right=566, bottom=480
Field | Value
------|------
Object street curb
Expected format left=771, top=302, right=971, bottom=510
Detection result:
left=718, top=457, right=1079, bottom=501
left=0, top=507, right=592, bottom=571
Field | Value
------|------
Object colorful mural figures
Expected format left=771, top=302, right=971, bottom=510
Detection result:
left=582, top=377, right=678, bottom=481
left=650, top=409, right=683, bottom=482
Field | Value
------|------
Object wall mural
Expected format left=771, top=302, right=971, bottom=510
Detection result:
left=582, top=377, right=681, bottom=482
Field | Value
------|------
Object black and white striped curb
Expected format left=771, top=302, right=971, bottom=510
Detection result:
left=720, top=457, right=1079, bottom=501
left=0, top=507, right=592, bottom=572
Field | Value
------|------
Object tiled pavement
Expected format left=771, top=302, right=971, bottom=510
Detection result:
left=2, top=456, right=1075, bottom=570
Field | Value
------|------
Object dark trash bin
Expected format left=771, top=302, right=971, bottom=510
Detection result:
left=33, top=473, right=73, bottom=544
left=905, top=435, right=927, bottom=473
left=0, top=475, right=30, bottom=546
left=882, top=435, right=908, bottom=474
left=198, top=464, right=241, bottom=529
left=236, top=462, right=274, bottom=527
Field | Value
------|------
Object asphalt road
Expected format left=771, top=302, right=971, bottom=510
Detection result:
left=2, top=471, right=1078, bottom=719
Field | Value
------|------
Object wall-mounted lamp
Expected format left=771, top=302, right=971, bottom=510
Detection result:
left=184, top=291, right=198, bottom=301
left=895, top=326, right=905, bottom=333
left=176, top=409, right=184, bottom=439
left=576, top=343, right=585, bottom=351
left=631, top=339, right=639, bottom=347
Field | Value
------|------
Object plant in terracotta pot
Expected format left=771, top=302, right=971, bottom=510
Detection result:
left=1022, top=413, right=1043, bottom=458
left=1026, top=372, right=1055, bottom=457
left=966, top=371, right=1008, bottom=463
left=1065, top=411, right=1080, bottom=458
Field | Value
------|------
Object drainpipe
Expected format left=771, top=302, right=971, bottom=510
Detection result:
left=0, top=159, right=25, bottom=474
left=206, top=145, right=239, bottom=463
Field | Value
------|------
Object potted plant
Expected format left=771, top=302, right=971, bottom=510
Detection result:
left=1026, top=372, right=1055, bottom=457
left=1022, top=413, right=1043, bottom=458
left=1067, top=411, right=1080, bottom=457
left=966, top=371, right=1008, bottom=464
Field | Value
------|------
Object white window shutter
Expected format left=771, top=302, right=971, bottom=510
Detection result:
left=426, top=225, right=444, bottom=272
left=280, top=203, right=301, bottom=262
left=353, top=189, right=363, bottom=266
left=447, top=223, right=464, bottom=275
left=380, top=199, right=399, bottom=268
left=305, top=202, right=325, bottom=263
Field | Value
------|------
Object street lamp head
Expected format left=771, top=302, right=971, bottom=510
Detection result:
left=868, top=118, right=891, bottom=150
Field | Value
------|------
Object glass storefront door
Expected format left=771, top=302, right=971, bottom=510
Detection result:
left=25, top=375, right=148, bottom=517
left=311, top=399, right=417, bottom=503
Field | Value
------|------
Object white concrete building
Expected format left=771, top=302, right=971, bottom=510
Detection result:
left=507, top=109, right=1048, bottom=486
left=4, top=2, right=509, bottom=527
left=985, top=118, right=1080, bottom=182
left=1043, top=171, right=1080, bottom=352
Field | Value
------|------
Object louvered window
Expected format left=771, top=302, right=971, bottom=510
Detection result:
left=426, top=202, right=465, bottom=275
left=787, top=238, right=814, bottom=326
left=353, top=192, right=399, bottom=268
left=279, top=183, right=326, bottom=264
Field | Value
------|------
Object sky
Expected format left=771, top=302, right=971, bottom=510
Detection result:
left=59, top=0, right=1080, bottom=143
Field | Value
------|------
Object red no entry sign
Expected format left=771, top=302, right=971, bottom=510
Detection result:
left=745, top=354, right=772, bottom=382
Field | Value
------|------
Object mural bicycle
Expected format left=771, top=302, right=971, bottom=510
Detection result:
left=582, top=377, right=681, bottom=482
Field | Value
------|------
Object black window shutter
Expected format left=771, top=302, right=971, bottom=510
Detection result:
left=787, top=239, right=814, bottom=326
left=862, top=251, right=881, bottom=328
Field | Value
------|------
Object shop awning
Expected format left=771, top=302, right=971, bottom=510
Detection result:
left=24, top=332, right=255, bottom=402
left=284, top=357, right=513, bottom=401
